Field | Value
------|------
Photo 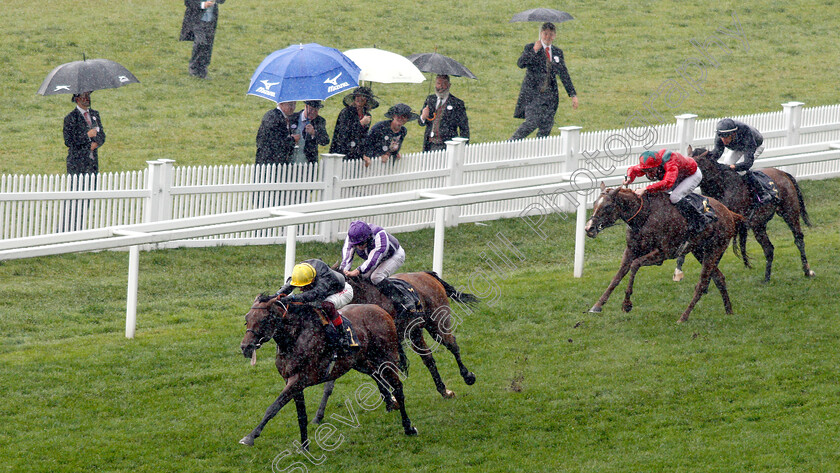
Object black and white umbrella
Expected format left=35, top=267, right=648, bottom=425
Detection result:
left=406, top=53, right=477, bottom=80
left=510, top=8, right=574, bottom=23
left=37, top=58, right=140, bottom=96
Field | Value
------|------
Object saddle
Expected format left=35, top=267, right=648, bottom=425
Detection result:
left=681, top=193, right=717, bottom=229
left=387, top=279, right=423, bottom=318
left=749, top=170, right=779, bottom=202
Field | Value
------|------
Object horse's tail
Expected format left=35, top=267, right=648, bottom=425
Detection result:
left=732, top=212, right=752, bottom=269
left=424, top=271, right=479, bottom=306
left=397, top=340, right=409, bottom=375
left=784, top=171, right=811, bottom=227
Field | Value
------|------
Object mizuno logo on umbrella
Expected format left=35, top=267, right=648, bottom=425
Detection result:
left=53, top=85, right=70, bottom=91
left=118, top=76, right=129, bottom=82
left=323, top=73, right=342, bottom=86
left=260, top=80, right=280, bottom=91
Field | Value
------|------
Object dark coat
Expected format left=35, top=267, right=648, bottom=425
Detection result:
left=417, top=93, right=469, bottom=151
left=255, top=108, right=296, bottom=165
left=708, top=120, right=765, bottom=172
left=365, top=120, right=407, bottom=159
left=513, top=42, right=576, bottom=119
left=276, top=259, right=346, bottom=303
left=180, top=0, right=225, bottom=42
left=291, top=112, right=330, bottom=163
left=329, top=106, right=371, bottom=160
left=64, top=108, right=105, bottom=175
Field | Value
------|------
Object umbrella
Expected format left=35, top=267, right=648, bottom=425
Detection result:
left=406, top=53, right=477, bottom=79
left=247, top=43, right=361, bottom=103
left=37, top=58, right=139, bottom=95
left=342, top=48, right=425, bottom=84
left=510, top=8, right=574, bottom=23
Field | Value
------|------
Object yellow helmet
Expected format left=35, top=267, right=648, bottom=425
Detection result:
left=290, top=262, right=316, bottom=287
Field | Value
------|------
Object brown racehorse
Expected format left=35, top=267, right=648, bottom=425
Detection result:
left=313, top=271, right=478, bottom=424
left=674, top=146, right=814, bottom=282
left=239, top=295, right=418, bottom=447
left=584, top=182, right=749, bottom=322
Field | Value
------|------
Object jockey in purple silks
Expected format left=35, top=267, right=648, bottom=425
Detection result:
left=339, top=220, right=406, bottom=303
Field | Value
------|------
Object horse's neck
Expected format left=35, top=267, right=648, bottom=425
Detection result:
left=274, top=309, right=322, bottom=350
left=617, top=191, right=646, bottom=222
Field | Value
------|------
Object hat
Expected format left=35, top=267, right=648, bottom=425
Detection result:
left=303, top=100, right=323, bottom=109
left=342, top=86, right=379, bottom=109
left=384, top=103, right=420, bottom=121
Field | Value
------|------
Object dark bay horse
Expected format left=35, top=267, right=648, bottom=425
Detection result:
left=239, top=295, right=418, bottom=446
left=674, top=146, right=814, bottom=282
left=313, top=271, right=478, bottom=423
left=584, top=182, right=749, bottom=322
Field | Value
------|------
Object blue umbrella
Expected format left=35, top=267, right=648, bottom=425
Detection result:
left=247, top=43, right=361, bottom=103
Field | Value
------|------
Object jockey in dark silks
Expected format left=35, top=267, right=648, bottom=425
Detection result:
left=276, top=259, right=357, bottom=349
left=708, top=118, right=771, bottom=204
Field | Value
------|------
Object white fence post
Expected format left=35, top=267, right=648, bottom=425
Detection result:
left=783, top=101, right=805, bottom=146
left=145, top=160, right=164, bottom=223
left=445, top=138, right=468, bottom=226
left=319, top=153, right=343, bottom=242
left=675, top=114, right=698, bottom=155
left=573, top=198, right=586, bottom=278
left=433, top=207, right=445, bottom=276
left=559, top=126, right=582, bottom=212
left=284, top=225, right=297, bottom=282
left=158, top=159, right=175, bottom=221
left=126, top=245, right=139, bottom=338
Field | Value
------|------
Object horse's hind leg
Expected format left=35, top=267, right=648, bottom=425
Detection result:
left=710, top=266, right=733, bottom=314
left=313, top=380, right=335, bottom=425
left=426, top=305, right=476, bottom=386
left=778, top=203, right=815, bottom=277
left=674, top=254, right=686, bottom=282
left=406, top=323, right=455, bottom=398
left=752, top=224, right=775, bottom=282
left=679, top=262, right=715, bottom=323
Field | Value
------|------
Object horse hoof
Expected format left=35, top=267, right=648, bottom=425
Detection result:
left=677, top=315, right=689, bottom=324
left=239, top=436, right=254, bottom=446
left=806, top=270, right=815, bottom=278
left=405, top=426, right=419, bottom=436
left=587, top=306, right=602, bottom=314
left=463, top=372, right=476, bottom=386
left=312, top=416, right=324, bottom=425
left=442, top=389, right=456, bottom=399
left=622, top=302, right=633, bottom=313
left=673, top=270, right=684, bottom=282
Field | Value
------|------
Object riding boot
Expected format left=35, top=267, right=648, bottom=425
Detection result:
left=675, top=199, right=704, bottom=255
left=745, top=172, right=772, bottom=206
left=321, top=301, right=355, bottom=349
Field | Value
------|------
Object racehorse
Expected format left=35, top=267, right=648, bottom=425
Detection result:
left=673, top=146, right=814, bottom=282
left=313, top=271, right=478, bottom=424
left=584, top=182, right=749, bottom=322
left=239, top=295, right=418, bottom=447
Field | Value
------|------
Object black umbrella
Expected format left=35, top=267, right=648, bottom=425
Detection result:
left=37, top=58, right=140, bottom=96
left=406, top=52, right=478, bottom=80
left=510, top=8, right=574, bottom=23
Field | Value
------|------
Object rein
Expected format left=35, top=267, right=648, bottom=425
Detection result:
left=625, top=193, right=645, bottom=224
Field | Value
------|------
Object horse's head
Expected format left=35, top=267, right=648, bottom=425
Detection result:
left=240, top=294, right=286, bottom=360
left=585, top=182, right=624, bottom=238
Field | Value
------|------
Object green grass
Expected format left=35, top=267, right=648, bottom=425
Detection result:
left=1, top=178, right=839, bottom=472
left=2, top=0, right=839, bottom=174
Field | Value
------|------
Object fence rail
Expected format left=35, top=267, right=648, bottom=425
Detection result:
left=3, top=101, right=840, bottom=243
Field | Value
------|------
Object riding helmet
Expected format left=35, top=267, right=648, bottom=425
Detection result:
left=716, top=118, right=738, bottom=136
left=347, top=220, right=372, bottom=245
left=290, top=262, right=316, bottom=287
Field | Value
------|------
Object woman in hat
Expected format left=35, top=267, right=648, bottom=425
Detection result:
left=329, top=87, right=378, bottom=162
left=363, top=103, right=420, bottom=165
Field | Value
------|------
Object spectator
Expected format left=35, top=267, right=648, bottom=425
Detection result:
left=180, top=0, right=226, bottom=79
left=290, top=100, right=330, bottom=164
left=511, top=21, right=578, bottom=140
left=418, top=74, right=469, bottom=151
left=330, top=87, right=378, bottom=162
left=255, top=101, right=297, bottom=165
left=364, top=103, right=419, bottom=166
left=64, top=91, right=105, bottom=175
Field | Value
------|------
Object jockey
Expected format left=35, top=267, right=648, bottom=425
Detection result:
left=707, top=118, right=770, bottom=204
left=275, top=259, right=357, bottom=349
left=624, top=149, right=708, bottom=236
left=339, top=220, right=406, bottom=305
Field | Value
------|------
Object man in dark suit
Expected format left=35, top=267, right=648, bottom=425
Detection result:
left=64, top=91, right=105, bottom=175
left=511, top=22, right=578, bottom=140
left=255, top=101, right=297, bottom=165
left=180, top=0, right=226, bottom=79
left=417, top=75, right=470, bottom=151
left=290, top=100, right=330, bottom=163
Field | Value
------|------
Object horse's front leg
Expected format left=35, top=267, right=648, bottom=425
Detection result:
left=313, top=380, right=335, bottom=425
left=622, top=249, right=666, bottom=313
left=293, top=392, right=308, bottom=449
left=239, top=374, right=303, bottom=446
left=589, top=248, right=634, bottom=313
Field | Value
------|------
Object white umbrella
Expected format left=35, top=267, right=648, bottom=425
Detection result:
left=343, top=48, right=425, bottom=84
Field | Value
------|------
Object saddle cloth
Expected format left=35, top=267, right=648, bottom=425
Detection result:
left=683, top=193, right=717, bottom=221
left=751, top=170, right=780, bottom=200
left=389, top=278, right=422, bottom=316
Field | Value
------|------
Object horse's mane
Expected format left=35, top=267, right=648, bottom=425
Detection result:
left=257, top=293, right=274, bottom=303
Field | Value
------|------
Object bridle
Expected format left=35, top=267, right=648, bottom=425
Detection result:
left=625, top=192, right=645, bottom=224
left=245, top=300, right=289, bottom=348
